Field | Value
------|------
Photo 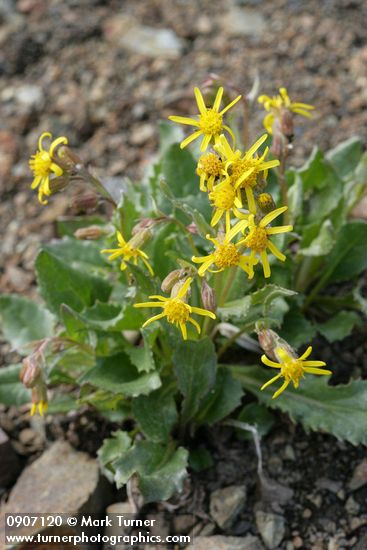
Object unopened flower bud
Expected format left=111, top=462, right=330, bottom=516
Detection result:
left=57, top=145, right=82, bottom=170
left=74, top=226, right=106, bottom=240
left=257, top=328, right=295, bottom=361
left=31, top=384, right=48, bottom=417
left=171, top=279, right=191, bottom=300
left=186, top=222, right=199, bottom=235
left=48, top=175, right=70, bottom=194
left=161, top=269, right=186, bottom=293
left=257, top=193, right=276, bottom=213
left=280, top=109, right=294, bottom=140
left=72, top=192, right=99, bottom=212
left=201, top=279, right=216, bottom=313
left=132, top=217, right=164, bottom=236
left=20, top=356, right=42, bottom=388
left=129, top=228, right=152, bottom=249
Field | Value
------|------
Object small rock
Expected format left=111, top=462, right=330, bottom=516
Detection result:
left=348, top=459, right=367, bottom=491
left=255, top=510, right=285, bottom=549
left=350, top=532, right=367, bottom=550
left=302, top=508, right=312, bottom=519
left=172, top=514, right=197, bottom=534
left=0, top=428, right=21, bottom=487
left=104, top=502, right=136, bottom=548
left=0, top=441, right=111, bottom=540
left=293, top=536, right=303, bottom=549
left=14, top=84, right=44, bottom=108
left=284, top=444, right=296, bottom=461
left=189, top=534, right=264, bottom=550
left=104, top=16, right=184, bottom=58
left=210, top=485, right=247, bottom=530
left=130, top=123, right=155, bottom=146
left=316, top=478, right=342, bottom=494
left=220, top=7, right=266, bottom=37
left=345, top=496, right=360, bottom=516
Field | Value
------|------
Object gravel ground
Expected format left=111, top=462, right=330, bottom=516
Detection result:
left=1, top=1, right=367, bottom=548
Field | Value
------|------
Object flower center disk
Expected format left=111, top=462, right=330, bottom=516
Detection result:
left=164, top=300, right=190, bottom=324
left=231, top=159, right=258, bottom=188
left=199, top=153, right=223, bottom=176
left=245, top=227, right=268, bottom=251
left=199, top=110, right=223, bottom=135
left=210, top=185, right=236, bottom=210
left=213, top=243, right=241, bottom=268
left=29, top=152, right=52, bottom=177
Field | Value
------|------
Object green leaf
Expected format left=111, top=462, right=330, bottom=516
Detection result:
left=231, top=365, right=367, bottom=445
left=127, top=327, right=159, bottom=373
left=0, top=295, right=55, bottom=352
left=79, top=352, right=161, bottom=397
left=298, top=219, right=335, bottom=257
left=113, top=441, right=188, bottom=502
left=172, top=338, right=217, bottom=423
left=132, top=386, right=178, bottom=442
left=43, top=237, right=107, bottom=270
left=46, top=394, right=78, bottom=414
left=317, top=311, right=361, bottom=343
left=326, top=136, right=363, bottom=180
left=287, top=172, right=303, bottom=224
left=195, top=368, right=244, bottom=425
left=36, top=249, right=111, bottom=315
left=237, top=403, right=275, bottom=439
left=280, top=307, right=316, bottom=348
left=323, top=221, right=367, bottom=284
left=80, top=302, right=144, bottom=332
left=98, top=430, right=132, bottom=482
left=158, top=120, right=184, bottom=155
left=161, top=144, right=198, bottom=198
left=0, top=364, right=31, bottom=406
left=298, top=148, right=337, bottom=191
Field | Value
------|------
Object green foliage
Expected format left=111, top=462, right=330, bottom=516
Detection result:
left=232, top=365, right=367, bottom=445
left=0, top=364, right=31, bottom=406
left=0, top=295, right=55, bottom=353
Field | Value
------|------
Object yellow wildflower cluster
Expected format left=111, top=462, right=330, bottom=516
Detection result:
left=171, top=86, right=293, bottom=280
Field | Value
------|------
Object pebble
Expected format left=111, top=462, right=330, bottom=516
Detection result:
left=0, top=428, right=21, bottom=487
left=345, top=495, right=360, bottom=516
left=210, top=485, right=247, bottom=530
left=255, top=510, right=285, bottom=549
left=348, top=458, right=367, bottom=491
left=220, top=7, right=266, bottom=37
left=188, top=535, right=264, bottom=550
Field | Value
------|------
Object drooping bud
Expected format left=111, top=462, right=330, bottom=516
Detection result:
left=48, top=175, right=70, bottom=194
left=132, top=217, right=165, bottom=236
left=257, top=193, right=276, bottom=213
left=171, top=279, right=191, bottom=301
left=257, top=328, right=295, bottom=362
left=20, top=355, right=42, bottom=388
left=57, top=145, right=83, bottom=170
left=74, top=226, right=106, bottom=240
left=280, top=109, right=294, bottom=140
left=72, top=192, right=99, bottom=213
left=128, top=228, right=152, bottom=250
left=201, top=279, right=216, bottom=313
left=161, top=269, right=186, bottom=294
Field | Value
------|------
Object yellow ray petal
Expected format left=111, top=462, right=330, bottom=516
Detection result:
left=272, top=379, right=290, bottom=399
left=191, top=306, right=216, bottom=319
left=260, top=206, right=288, bottom=227
left=220, top=94, right=241, bottom=115
left=267, top=239, right=286, bottom=261
left=260, top=250, right=271, bottom=278
left=194, top=87, right=207, bottom=115
left=213, top=87, right=224, bottom=112
left=261, top=355, right=281, bottom=368
left=181, top=130, right=202, bottom=149
left=168, top=115, right=200, bottom=126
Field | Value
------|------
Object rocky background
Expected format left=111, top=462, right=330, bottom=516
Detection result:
left=1, top=1, right=367, bottom=549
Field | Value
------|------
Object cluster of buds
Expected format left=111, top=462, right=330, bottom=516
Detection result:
left=20, top=342, right=49, bottom=416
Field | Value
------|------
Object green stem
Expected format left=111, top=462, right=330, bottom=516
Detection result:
left=218, top=266, right=238, bottom=307
left=168, top=217, right=199, bottom=256
left=277, top=153, right=289, bottom=225
left=75, top=165, right=117, bottom=207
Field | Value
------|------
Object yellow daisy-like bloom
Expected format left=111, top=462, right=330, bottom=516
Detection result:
left=169, top=87, right=241, bottom=152
left=101, top=231, right=154, bottom=275
left=216, top=134, right=280, bottom=214
left=29, top=132, right=68, bottom=205
left=30, top=400, right=48, bottom=417
left=134, top=277, right=216, bottom=340
left=192, top=222, right=258, bottom=279
left=197, top=152, right=224, bottom=192
left=240, top=206, right=292, bottom=278
left=208, top=178, right=247, bottom=233
left=258, top=87, right=315, bottom=134
left=261, top=346, right=331, bottom=399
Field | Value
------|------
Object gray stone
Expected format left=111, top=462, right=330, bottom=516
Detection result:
left=210, top=485, right=247, bottom=530
left=220, top=7, right=266, bottom=37
left=0, top=441, right=112, bottom=541
left=104, top=16, right=184, bottom=59
left=190, top=535, right=264, bottom=550
left=14, top=84, right=44, bottom=108
left=255, top=510, right=285, bottom=549
left=348, top=458, right=367, bottom=491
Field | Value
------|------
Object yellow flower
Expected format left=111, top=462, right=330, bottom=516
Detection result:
left=29, top=132, right=68, bottom=205
left=239, top=206, right=292, bottom=278
left=134, top=277, right=216, bottom=340
left=192, top=222, right=258, bottom=278
left=101, top=231, right=154, bottom=275
left=169, top=87, right=241, bottom=152
left=215, top=134, right=279, bottom=214
left=258, top=87, right=315, bottom=134
left=197, top=152, right=224, bottom=192
left=208, top=178, right=247, bottom=233
left=261, top=346, right=331, bottom=399
left=30, top=400, right=48, bottom=417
